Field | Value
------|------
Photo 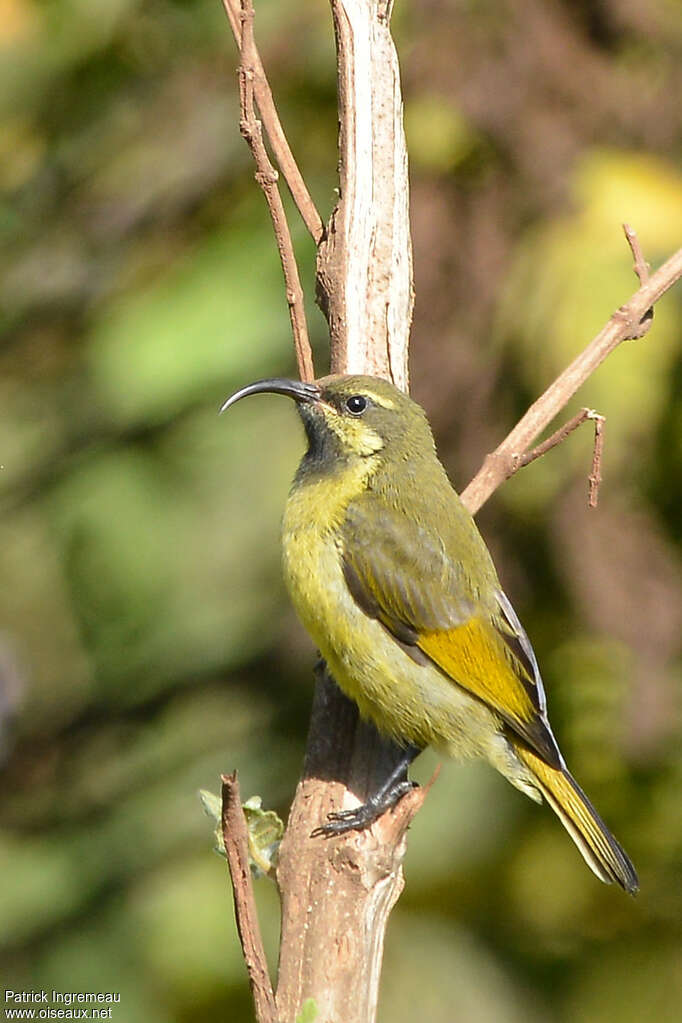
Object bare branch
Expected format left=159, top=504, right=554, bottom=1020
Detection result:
left=623, top=222, right=650, bottom=286
left=510, top=407, right=608, bottom=508
left=622, top=223, right=654, bottom=339
left=587, top=411, right=605, bottom=509
left=221, top=0, right=324, bottom=244
left=512, top=408, right=594, bottom=471
left=277, top=776, right=429, bottom=1023
left=234, top=0, right=315, bottom=382
left=318, top=0, right=414, bottom=389
left=461, top=240, right=682, bottom=515
left=221, top=773, right=277, bottom=1023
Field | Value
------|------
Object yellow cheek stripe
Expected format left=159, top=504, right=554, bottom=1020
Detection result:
left=323, top=409, right=384, bottom=454
left=418, top=618, right=535, bottom=723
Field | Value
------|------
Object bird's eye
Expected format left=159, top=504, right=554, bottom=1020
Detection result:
left=345, top=394, right=367, bottom=415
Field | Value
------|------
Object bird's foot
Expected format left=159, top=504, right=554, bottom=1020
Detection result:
left=311, top=779, right=418, bottom=837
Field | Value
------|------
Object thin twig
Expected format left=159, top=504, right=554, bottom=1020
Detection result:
left=512, top=408, right=593, bottom=470
left=236, top=1, right=314, bottom=382
left=587, top=411, right=605, bottom=508
left=236, top=2, right=315, bottom=382
left=221, top=0, right=324, bottom=245
left=221, top=772, right=278, bottom=1023
left=461, top=238, right=682, bottom=515
left=623, top=223, right=650, bottom=285
left=622, top=223, right=653, bottom=339
left=512, top=407, right=608, bottom=508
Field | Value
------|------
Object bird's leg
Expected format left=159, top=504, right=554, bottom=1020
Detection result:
left=311, top=743, right=422, bottom=837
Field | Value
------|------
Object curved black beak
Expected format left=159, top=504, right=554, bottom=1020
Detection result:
left=219, top=378, right=321, bottom=414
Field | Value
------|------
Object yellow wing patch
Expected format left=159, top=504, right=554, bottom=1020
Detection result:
left=417, top=617, right=560, bottom=764
left=418, top=618, right=534, bottom=722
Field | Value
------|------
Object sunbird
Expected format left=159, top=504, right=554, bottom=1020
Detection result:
left=222, top=374, right=638, bottom=893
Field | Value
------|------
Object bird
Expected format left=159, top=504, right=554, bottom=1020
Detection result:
left=221, top=373, right=638, bottom=893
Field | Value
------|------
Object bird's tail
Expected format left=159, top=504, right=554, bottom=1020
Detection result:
left=514, top=744, right=639, bottom=894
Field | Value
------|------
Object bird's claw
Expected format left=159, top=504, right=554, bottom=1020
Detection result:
left=310, top=780, right=418, bottom=838
left=311, top=808, right=368, bottom=838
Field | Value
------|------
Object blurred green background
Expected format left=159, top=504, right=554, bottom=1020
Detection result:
left=1, top=1, right=681, bottom=1020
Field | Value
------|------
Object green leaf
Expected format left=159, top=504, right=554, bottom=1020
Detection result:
left=243, top=796, right=284, bottom=879
left=198, top=790, right=284, bottom=879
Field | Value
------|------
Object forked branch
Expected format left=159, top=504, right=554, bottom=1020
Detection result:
left=512, top=407, right=606, bottom=508
left=221, top=0, right=324, bottom=244
left=229, top=0, right=315, bottom=381
left=461, top=234, right=682, bottom=515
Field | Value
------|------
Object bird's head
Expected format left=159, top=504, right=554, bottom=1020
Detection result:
left=221, top=374, right=436, bottom=475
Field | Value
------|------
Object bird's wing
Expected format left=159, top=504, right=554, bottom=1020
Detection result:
left=341, top=498, right=561, bottom=767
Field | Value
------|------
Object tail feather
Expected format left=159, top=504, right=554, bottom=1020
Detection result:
left=515, top=745, right=639, bottom=894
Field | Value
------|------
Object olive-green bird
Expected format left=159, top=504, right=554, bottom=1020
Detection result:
left=222, top=374, right=638, bottom=893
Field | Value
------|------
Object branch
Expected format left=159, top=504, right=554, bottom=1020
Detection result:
left=623, top=222, right=650, bottom=286
left=587, top=412, right=605, bottom=509
left=512, top=407, right=607, bottom=508
left=276, top=664, right=428, bottom=1023
left=221, top=773, right=277, bottom=1023
left=317, top=0, right=414, bottom=387
left=460, top=237, right=682, bottom=515
left=235, top=0, right=315, bottom=382
left=221, top=0, right=324, bottom=245
left=512, top=407, right=594, bottom=471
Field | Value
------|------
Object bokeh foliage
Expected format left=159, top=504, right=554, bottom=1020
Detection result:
left=1, top=1, right=681, bottom=1020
